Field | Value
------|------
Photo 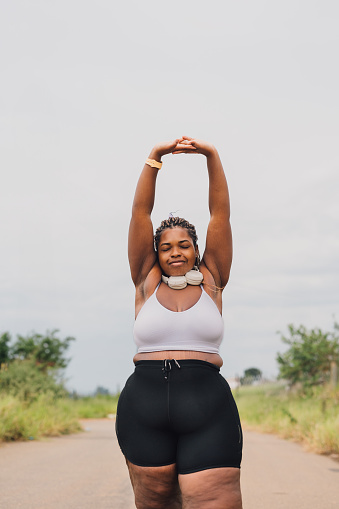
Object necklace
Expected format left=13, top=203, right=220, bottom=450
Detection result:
left=161, top=267, right=204, bottom=290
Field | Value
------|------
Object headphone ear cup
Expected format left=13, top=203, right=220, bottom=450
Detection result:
left=167, top=276, right=187, bottom=289
left=185, top=270, right=204, bottom=285
left=162, top=275, right=187, bottom=289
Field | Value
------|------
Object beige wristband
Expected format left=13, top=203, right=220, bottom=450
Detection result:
left=146, top=158, right=162, bottom=169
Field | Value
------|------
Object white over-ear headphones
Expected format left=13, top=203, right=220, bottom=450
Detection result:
left=161, top=267, right=203, bottom=290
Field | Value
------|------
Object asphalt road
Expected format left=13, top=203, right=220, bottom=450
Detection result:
left=0, top=419, right=338, bottom=508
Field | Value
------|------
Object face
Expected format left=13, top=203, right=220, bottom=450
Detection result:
left=157, top=227, right=198, bottom=276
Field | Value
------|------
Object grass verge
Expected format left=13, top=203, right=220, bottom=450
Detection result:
left=0, top=394, right=81, bottom=441
left=0, top=394, right=119, bottom=442
left=70, top=394, right=118, bottom=418
left=233, top=382, right=339, bottom=455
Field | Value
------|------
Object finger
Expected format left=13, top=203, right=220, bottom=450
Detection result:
left=172, top=151, right=198, bottom=154
left=172, top=148, right=198, bottom=154
left=175, top=142, right=196, bottom=149
left=174, top=147, right=197, bottom=152
left=181, top=140, right=197, bottom=148
left=181, top=135, right=193, bottom=141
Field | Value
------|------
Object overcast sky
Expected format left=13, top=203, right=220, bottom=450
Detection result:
left=1, top=0, right=338, bottom=393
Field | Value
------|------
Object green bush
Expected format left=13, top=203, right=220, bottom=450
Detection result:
left=277, top=323, right=339, bottom=389
left=0, top=359, right=67, bottom=402
left=0, top=394, right=81, bottom=442
left=10, top=330, right=75, bottom=370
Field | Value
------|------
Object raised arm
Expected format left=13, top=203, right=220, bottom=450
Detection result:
left=128, top=139, right=196, bottom=287
left=174, top=137, right=232, bottom=289
left=204, top=146, right=232, bottom=288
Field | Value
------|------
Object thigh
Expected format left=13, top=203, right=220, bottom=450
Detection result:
left=127, top=460, right=182, bottom=509
left=174, top=371, right=243, bottom=474
left=116, top=367, right=177, bottom=467
left=179, top=467, right=242, bottom=509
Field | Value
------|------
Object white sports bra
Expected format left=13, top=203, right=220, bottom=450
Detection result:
left=134, top=284, right=224, bottom=354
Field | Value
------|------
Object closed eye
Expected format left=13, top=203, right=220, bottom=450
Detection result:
left=160, top=241, right=191, bottom=251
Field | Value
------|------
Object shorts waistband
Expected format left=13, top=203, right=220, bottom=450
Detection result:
left=134, top=359, right=220, bottom=371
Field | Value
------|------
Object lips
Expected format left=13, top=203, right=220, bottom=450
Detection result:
left=169, top=260, right=185, bottom=266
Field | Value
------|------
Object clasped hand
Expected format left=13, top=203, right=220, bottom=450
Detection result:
left=152, top=136, right=216, bottom=159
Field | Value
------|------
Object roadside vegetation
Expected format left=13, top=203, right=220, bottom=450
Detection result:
left=0, top=331, right=118, bottom=442
left=235, top=322, right=339, bottom=455
left=0, top=393, right=118, bottom=442
left=0, top=394, right=81, bottom=441
left=70, top=393, right=118, bottom=418
left=234, top=382, right=339, bottom=455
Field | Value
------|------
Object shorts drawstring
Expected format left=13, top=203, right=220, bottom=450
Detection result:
left=162, top=359, right=181, bottom=380
left=162, top=359, right=171, bottom=380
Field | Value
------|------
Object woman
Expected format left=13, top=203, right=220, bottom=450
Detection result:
left=116, top=136, right=243, bottom=509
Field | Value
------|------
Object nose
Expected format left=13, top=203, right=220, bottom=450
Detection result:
left=171, top=246, right=181, bottom=257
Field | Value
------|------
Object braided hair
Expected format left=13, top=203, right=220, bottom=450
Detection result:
left=154, top=217, right=198, bottom=252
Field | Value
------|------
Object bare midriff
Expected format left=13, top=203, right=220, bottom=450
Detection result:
left=133, top=350, right=223, bottom=367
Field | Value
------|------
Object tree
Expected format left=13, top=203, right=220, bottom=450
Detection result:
left=276, top=323, right=339, bottom=388
left=244, top=368, right=262, bottom=379
left=0, top=332, right=12, bottom=366
left=240, top=367, right=262, bottom=385
left=95, top=386, right=110, bottom=396
left=10, top=329, right=75, bottom=371
left=0, top=330, right=75, bottom=401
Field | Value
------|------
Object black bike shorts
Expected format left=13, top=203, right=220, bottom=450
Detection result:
left=115, top=359, right=242, bottom=474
